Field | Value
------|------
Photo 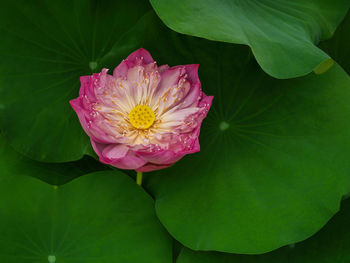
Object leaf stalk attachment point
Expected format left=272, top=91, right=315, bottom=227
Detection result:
left=136, top=172, right=143, bottom=186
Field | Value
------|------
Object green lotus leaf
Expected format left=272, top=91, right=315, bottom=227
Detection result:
left=150, top=0, right=350, bottom=78
left=320, top=11, right=350, bottom=74
left=177, top=198, right=350, bottom=263
left=0, top=0, right=149, bottom=162
left=0, top=134, right=108, bottom=185
left=148, top=60, right=350, bottom=254
left=0, top=171, right=172, bottom=263
left=103, top=12, right=350, bottom=253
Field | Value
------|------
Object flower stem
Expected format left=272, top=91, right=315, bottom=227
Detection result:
left=136, top=172, right=143, bottom=186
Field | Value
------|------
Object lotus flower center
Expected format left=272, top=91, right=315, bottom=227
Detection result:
left=128, top=105, right=155, bottom=129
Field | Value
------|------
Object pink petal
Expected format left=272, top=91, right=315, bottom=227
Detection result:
left=113, top=48, right=154, bottom=77
left=92, top=140, right=146, bottom=170
left=199, top=94, right=214, bottom=109
left=175, top=64, right=202, bottom=109
left=182, top=64, right=200, bottom=85
left=155, top=66, right=185, bottom=97
left=136, top=163, right=172, bottom=172
left=125, top=48, right=154, bottom=65
left=158, top=64, right=170, bottom=73
left=108, top=155, right=147, bottom=170
left=113, top=60, right=129, bottom=78
left=79, top=76, right=93, bottom=98
left=136, top=149, right=180, bottom=165
left=90, top=140, right=105, bottom=158
left=70, top=99, right=113, bottom=144
left=153, top=64, right=203, bottom=115
left=70, top=98, right=90, bottom=134
left=102, top=144, right=129, bottom=160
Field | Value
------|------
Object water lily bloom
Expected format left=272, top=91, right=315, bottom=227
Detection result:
left=70, top=48, right=213, bottom=172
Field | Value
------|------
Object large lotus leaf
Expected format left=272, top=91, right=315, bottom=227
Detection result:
left=148, top=63, right=350, bottom=254
left=177, top=198, right=350, bottom=263
left=150, top=0, right=350, bottom=79
left=320, top=11, right=350, bottom=74
left=102, top=13, right=350, bottom=253
left=0, top=134, right=108, bottom=185
left=0, top=171, right=172, bottom=263
left=0, top=0, right=149, bottom=162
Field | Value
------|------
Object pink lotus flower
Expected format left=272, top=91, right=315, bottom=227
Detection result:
left=70, top=48, right=213, bottom=172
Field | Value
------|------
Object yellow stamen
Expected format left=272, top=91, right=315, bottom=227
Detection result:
left=128, top=105, right=155, bottom=129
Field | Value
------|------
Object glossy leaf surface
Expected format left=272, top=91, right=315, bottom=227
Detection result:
left=0, top=134, right=108, bottom=185
left=0, top=171, right=172, bottom=263
left=177, top=198, right=350, bottom=263
left=0, top=0, right=149, bottom=162
left=150, top=0, right=350, bottom=78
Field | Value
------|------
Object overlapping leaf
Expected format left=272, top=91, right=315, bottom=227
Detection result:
left=150, top=0, right=350, bottom=78
left=177, top=198, right=350, bottom=263
left=0, top=0, right=149, bottom=162
left=320, top=11, right=350, bottom=74
left=0, top=171, right=172, bottom=263
left=0, top=134, right=108, bottom=185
